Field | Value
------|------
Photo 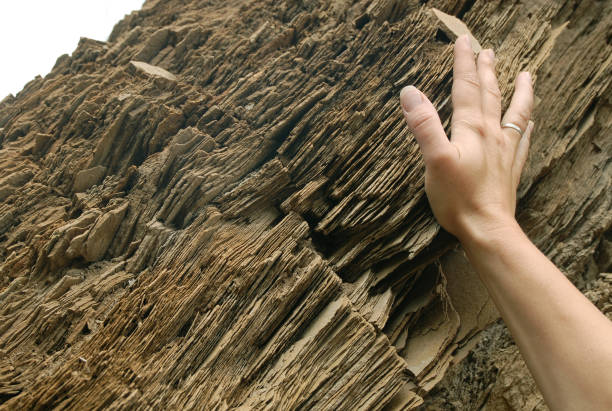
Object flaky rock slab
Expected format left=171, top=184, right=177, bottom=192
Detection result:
left=0, top=0, right=610, bottom=409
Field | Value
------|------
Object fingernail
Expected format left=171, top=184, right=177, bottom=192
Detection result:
left=486, top=49, right=495, bottom=59
left=461, top=34, right=470, bottom=46
left=523, top=71, right=532, bottom=83
left=400, top=86, right=422, bottom=112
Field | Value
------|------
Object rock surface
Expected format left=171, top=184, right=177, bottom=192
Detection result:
left=0, top=0, right=610, bottom=409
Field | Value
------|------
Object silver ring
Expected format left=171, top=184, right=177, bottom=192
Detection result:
left=501, top=122, right=523, bottom=135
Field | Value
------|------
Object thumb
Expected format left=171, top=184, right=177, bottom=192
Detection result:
left=400, top=86, right=453, bottom=164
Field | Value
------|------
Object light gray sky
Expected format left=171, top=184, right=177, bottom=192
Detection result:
left=0, top=0, right=145, bottom=99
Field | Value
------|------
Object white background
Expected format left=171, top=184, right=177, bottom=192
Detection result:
left=0, top=0, right=145, bottom=99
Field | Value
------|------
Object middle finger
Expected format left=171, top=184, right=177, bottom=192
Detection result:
left=452, top=35, right=481, bottom=122
left=477, top=49, right=502, bottom=125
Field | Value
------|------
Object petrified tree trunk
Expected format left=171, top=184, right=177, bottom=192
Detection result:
left=0, top=0, right=610, bottom=409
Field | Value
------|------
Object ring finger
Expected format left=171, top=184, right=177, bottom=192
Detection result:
left=502, top=72, right=534, bottom=148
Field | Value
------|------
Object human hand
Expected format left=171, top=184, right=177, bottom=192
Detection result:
left=400, top=34, right=534, bottom=242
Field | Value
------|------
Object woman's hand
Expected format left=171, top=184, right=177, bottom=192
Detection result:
left=400, top=34, right=533, bottom=242
left=401, top=35, right=612, bottom=411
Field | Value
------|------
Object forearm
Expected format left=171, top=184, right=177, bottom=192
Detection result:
left=460, top=221, right=612, bottom=411
left=401, top=36, right=612, bottom=409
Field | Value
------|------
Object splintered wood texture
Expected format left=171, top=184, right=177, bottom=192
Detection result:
left=0, top=0, right=610, bottom=409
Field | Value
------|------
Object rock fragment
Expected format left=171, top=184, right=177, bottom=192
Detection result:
left=130, top=60, right=177, bottom=81
left=81, top=202, right=129, bottom=262
left=431, top=8, right=482, bottom=53
left=73, top=165, right=107, bottom=192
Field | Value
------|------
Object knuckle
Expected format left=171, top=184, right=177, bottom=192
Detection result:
left=484, top=85, right=501, bottom=100
left=517, top=110, right=531, bottom=124
left=479, top=52, right=495, bottom=68
left=460, top=73, right=480, bottom=89
left=409, top=109, right=435, bottom=132
left=453, top=116, right=484, bottom=136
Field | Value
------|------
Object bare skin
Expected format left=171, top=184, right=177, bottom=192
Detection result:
left=400, top=34, right=612, bottom=410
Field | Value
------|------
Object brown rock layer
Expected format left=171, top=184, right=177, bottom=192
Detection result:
left=0, top=0, right=610, bottom=409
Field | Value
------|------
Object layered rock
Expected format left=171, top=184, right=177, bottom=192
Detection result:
left=0, top=0, right=610, bottom=409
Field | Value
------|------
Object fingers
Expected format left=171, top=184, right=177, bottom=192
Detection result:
left=502, top=72, right=533, bottom=145
left=477, top=49, right=502, bottom=125
left=400, top=86, right=455, bottom=164
left=452, top=34, right=481, bottom=135
left=512, top=120, right=534, bottom=188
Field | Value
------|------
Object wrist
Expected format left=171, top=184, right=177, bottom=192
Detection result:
left=455, top=215, right=525, bottom=252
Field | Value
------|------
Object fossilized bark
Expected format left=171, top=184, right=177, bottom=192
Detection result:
left=0, top=0, right=610, bottom=409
